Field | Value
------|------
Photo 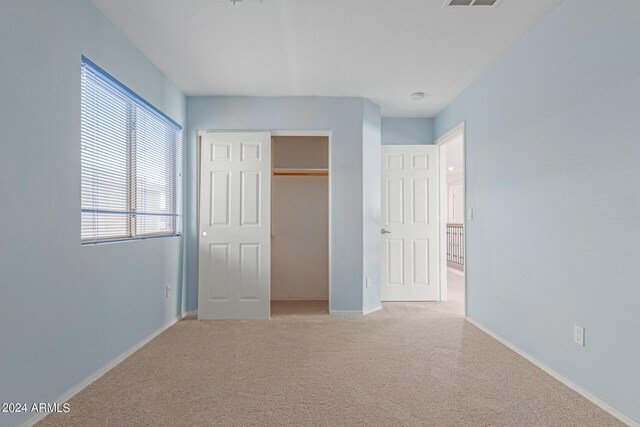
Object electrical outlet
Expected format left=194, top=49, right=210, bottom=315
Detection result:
left=574, top=325, right=585, bottom=347
left=467, top=208, right=474, bottom=221
left=165, top=285, right=171, bottom=299
left=365, top=277, right=371, bottom=288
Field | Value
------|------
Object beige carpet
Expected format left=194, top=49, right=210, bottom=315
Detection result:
left=39, top=284, right=621, bottom=426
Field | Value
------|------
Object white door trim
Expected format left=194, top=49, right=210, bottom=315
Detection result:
left=435, top=121, right=466, bottom=316
left=271, top=131, right=330, bottom=137
left=196, top=130, right=333, bottom=315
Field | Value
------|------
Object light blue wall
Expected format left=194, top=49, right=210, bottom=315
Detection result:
left=186, top=96, right=378, bottom=312
left=381, top=118, right=434, bottom=145
left=434, top=0, right=640, bottom=421
left=0, top=1, right=186, bottom=426
left=362, top=100, right=382, bottom=311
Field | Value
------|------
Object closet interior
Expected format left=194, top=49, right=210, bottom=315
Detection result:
left=271, top=136, right=329, bottom=313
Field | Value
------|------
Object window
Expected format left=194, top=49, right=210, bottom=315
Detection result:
left=81, top=56, right=182, bottom=244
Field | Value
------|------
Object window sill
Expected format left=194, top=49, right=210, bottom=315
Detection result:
left=81, top=234, right=182, bottom=246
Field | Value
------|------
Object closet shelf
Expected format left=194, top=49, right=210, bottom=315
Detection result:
left=272, top=168, right=328, bottom=177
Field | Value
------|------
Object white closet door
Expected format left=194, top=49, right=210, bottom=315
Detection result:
left=198, top=132, right=271, bottom=319
left=381, top=145, right=439, bottom=301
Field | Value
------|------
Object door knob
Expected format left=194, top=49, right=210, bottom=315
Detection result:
left=201, top=231, right=207, bottom=237
left=381, top=229, right=391, bottom=234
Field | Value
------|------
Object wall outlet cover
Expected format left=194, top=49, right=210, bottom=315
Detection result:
left=574, top=325, right=585, bottom=347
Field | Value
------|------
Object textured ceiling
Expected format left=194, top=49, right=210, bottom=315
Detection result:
left=91, top=0, right=562, bottom=116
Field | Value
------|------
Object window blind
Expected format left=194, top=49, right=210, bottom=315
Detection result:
left=81, top=56, right=182, bottom=244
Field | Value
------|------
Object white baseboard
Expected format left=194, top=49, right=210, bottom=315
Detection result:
left=21, top=315, right=182, bottom=427
left=363, top=305, right=382, bottom=315
left=466, top=318, right=638, bottom=427
left=190, top=305, right=372, bottom=317
left=271, top=297, right=329, bottom=301
left=329, top=309, right=362, bottom=316
left=329, top=305, right=382, bottom=316
left=188, top=306, right=371, bottom=317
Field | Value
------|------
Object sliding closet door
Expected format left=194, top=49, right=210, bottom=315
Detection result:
left=198, top=132, right=271, bottom=319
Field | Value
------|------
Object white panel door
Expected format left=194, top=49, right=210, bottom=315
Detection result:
left=198, top=132, right=271, bottom=319
left=381, top=145, right=439, bottom=301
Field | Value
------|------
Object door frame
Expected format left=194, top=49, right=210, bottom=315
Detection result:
left=435, top=121, right=466, bottom=316
left=196, top=130, right=333, bottom=316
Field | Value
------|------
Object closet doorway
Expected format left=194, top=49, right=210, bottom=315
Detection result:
left=197, top=131, right=330, bottom=320
left=271, top=133, right=330, bottom=315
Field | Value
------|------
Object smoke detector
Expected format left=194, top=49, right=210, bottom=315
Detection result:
left=443, top=0, right=502, bottom=8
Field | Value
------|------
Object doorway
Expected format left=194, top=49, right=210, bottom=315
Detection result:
left=437, top=123, right=466, bottom=315
left=271, top=135, right=329, bottom=315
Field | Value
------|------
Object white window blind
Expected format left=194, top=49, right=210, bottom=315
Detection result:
left=81, top=56, right=182, bottom=244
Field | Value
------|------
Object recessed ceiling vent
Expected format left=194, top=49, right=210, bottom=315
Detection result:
left=443, top=0, right=502, bottom=8
left=221, top=0, right=263, bottom=4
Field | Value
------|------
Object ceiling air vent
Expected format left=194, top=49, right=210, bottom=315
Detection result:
left=214, top=0, right=263, bottom=4
left=443, top=0, right=502, bottom=8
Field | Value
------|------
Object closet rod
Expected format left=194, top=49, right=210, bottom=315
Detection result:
left=272, top=170, right=328, bottom=177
